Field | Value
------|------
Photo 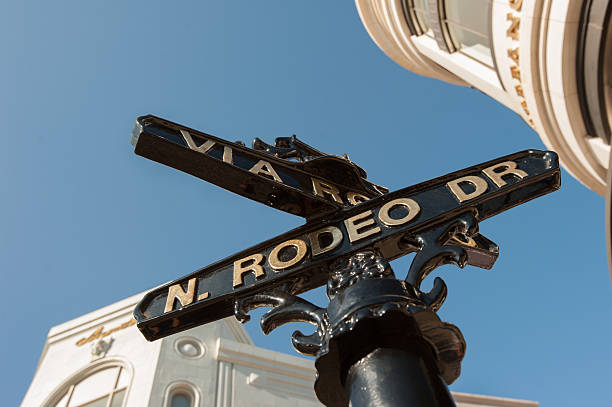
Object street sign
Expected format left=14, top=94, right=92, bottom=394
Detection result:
left=133, top=142, right=559, bottom=341
left=131, top=115, right=388, bottom=220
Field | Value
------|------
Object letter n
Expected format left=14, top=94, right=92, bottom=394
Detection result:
left=164, top=278, right=196, bottom=313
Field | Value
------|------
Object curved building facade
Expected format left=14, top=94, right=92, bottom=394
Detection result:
left=356, top=0, right=612, bottom=197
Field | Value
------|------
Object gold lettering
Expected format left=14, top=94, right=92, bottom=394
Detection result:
left=308, top=226, right=343, bottom=256
left=312, top=178, right=343, bottom=203
left=482, top=161, right=528, bottom=188
left=377, top=198, right=421, bottom=227
left=506, top=13, right=520, bottom=41
left=344, top=210, right=381, bottom=243
left=223, top=146, right=233, bottom=164
left=120, top=319, right=136, bottom=329
left=510, top=65, right=521, bottom=81
left=507, top=48, right=520, bottom=65
left=180, top=130, right=216, bottom=153
left=346, top=191, right=370, bottom=205
left=521, top=100, right=530, bottom=115
left=233, top=254, right=265, bottom=287
left=103, top=325, right=126, bottom=337
left=76, top=327, right=103, bottom=346
left=514, top=84, right=524, bottom=97
left=94, top=329, right=107, bottom=339
left=75, top=319, right=136, bottom=346
left=198, top=292, right=210, bottom=300
left=164, top=278, right=197, bottom=313
left=528, top=118, right=535, bottom=127
left=447, top=176, right=489, bottom=203
left=509, top=0, right=523, bottom=11
left=268, top=239, right=308, bottom=270
left=249, top=160, right=282, bottom=183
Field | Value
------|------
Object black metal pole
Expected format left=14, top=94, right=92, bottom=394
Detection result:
left=345, top=347, right=455, bottom=407
left=307, top=251, right=465, bottom=407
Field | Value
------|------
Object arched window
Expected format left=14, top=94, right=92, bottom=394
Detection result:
left=403, top=0, right=431, bottom=36
left=170, top=392, right=192, bottom=407
left=164, top=382, right=199, bottom=407
left=442, top=0, right=493, bottom=66
left=46, top=361, right=131, bottom=407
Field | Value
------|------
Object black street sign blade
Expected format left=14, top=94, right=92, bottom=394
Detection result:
left=131, top=115, right=387, bottom=220
left=134, top=149, right=559, bottom=341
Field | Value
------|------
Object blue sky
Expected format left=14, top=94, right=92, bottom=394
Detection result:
left=2, top=2, right=611, bottom=406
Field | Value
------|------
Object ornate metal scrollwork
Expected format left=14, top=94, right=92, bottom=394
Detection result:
left=231, top=213, right=502, bottom=405
left=233, top=213, right=484, bottom=359
left=252, top=135, right=326, bottom=162
left=404, top=212, right=480, bottom=311
left=327, top=251, right=394, bottom=299
left=234, top=289, right=329, bottom=356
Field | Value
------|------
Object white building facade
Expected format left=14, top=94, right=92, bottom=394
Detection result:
left=355, top=0, right=612, bottom=275
left=22, top=292, right=538, bottom=407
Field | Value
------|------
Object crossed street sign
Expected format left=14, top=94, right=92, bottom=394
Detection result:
left=131, top=115, right=560, bottom=341
left=131, top=115, right=387, bottom=220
